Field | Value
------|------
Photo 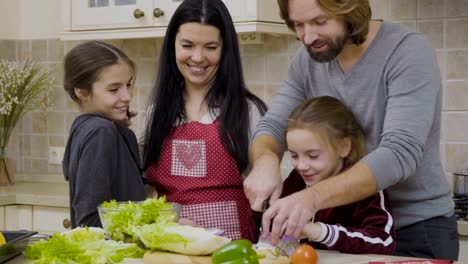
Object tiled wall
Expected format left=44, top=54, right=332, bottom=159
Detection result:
left=0, top=0, right=467, bottom=185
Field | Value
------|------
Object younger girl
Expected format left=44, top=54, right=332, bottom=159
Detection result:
left=251, top=96, right=395, bottom=255
left=62, top=41, right=146, bottom=228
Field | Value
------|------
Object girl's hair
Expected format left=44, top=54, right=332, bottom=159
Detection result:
left=142, top=0, right=267, bottom=172
left=287, top=96, right=366, bottom=167
left=277, top=0, right=372, bottom=45
left=63, top=41, right=135, bottom=103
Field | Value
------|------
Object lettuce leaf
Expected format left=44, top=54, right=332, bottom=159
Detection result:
left=99, top=197, right=177, bottom=243
left=133, top=223, right=231, bottom=255
left=24, top=227, right=145, bottom=264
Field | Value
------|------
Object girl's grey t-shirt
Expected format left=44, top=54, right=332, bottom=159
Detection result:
left=253, top=21, right=453, bottom=229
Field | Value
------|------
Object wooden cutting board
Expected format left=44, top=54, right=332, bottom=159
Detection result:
left=143, top=251, right=289, bottom=264
left=143, top=250, right=384, bottom=264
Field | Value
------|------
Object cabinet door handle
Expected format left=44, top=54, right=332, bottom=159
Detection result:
left=63, top=218, right=71, bottom=229
left=153, top=8, right=165, bottom=18
left=133, top=8, right=145, bottom=19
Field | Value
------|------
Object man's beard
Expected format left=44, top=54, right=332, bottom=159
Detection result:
left=306, top=33, right=348, bottom=63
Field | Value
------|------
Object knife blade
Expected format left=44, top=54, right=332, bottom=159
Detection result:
left=255, top=198, right=299, bottom=256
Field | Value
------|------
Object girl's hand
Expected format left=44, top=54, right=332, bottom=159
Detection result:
left=115, top=109, right=138, bottom=127
left=301, top=222, right=322, bottom=241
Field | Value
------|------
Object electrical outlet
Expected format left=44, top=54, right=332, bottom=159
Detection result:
left=48, top=147, right=65, bottom=165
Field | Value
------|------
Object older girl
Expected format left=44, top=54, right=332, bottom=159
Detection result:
left=63, top=41, right=146, bottom=228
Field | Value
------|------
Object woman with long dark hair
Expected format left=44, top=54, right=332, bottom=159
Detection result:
left=142, top=0, right=267, bottom=240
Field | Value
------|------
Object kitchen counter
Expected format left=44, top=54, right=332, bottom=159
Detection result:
left=8, top=250, right=468, bottom=264
left=0, top=181, right=69, bottom=207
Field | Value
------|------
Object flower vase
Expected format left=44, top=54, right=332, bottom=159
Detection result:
left=0, top=148, right=14, bottom=186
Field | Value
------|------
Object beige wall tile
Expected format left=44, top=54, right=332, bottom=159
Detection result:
left=446, top=0, right=468, bottom=17
left=417, top=0, right=445, bottom=19
left=141, top=38, right=160, bottom=59
left=51, top=85, right=67, bottom=111
left=436, top=50, right=445, bottom=77
left=265, top=83, right=282, bottom=105
left=394, top=21, right=417, bottom=32
left=134, top=85, right=152, bottom=112
left=46, top=62, right=63, bottom=87
left=240, top=43, right=264, bottom=56
left=65, top=112, right=80, bottom=134
left=31, top=40, right=47, bottom=60
left=445, top=143, right=468, bottom=172
left=247, top=83, right=266, bottom=103
left=287, top=36, right=301, bottom=56
left=134, top=59, right=157, bottom=87
left=49, top=135, right=65, bottom=147
left=0, top=40, right=16, bottom=60
left=47, top=112, right=65, bottom=135
left=19, top=135, right=31, bottom=156
left=417, top=20, right=443, bottom=48
left=242, top=56, right=265, bottom=82
left=31, top=112, right=47, bottom=134
left=444, top=113, right=468, bottom=141
left=22, top=158, right=32, bottom=174
left=47, top=39, right=64, bottom=62
left=446, top=50, right=468, bottom=79
left=370, top=0, right=389, bottom=20
left=446, top=19, right=468, bottom=48
left=63, top=40, right=83, bottom=54
left=21, top=113, right=32, bottom=134
left=30, top=135, right=48, bottom=157
left=18, top=40, right=31, bottom=61
left=31, top=158, right=48, bottom=174
left=48, top=164, right=62, bottom=174
left=264, top=35, right=288, bottom=55
left=444, top=81, right=468, bottom=110
left=265, top=55, right=289, bottom=83
left=390, top=0, right=417, bottom=20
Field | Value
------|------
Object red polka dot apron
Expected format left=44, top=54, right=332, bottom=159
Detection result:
left=146, top=119, right=250, bottom=240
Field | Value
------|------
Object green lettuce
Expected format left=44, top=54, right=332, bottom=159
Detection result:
left=99, top=197, right=178, bottom=243
left=24, top=227, right=144, bottom=264
left=133, top=223, right=231, bottom=255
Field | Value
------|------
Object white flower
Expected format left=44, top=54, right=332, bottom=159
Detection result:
left=0, top=59, right=53, bottom=149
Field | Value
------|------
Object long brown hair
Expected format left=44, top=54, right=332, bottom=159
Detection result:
left=286, top=96, right=366, bottom=167
left=63, top=41, right=135, bottom=104
left=277, top=0, right=372, bottom=45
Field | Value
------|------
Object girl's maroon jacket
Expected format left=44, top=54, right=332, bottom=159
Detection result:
left=249, top=170, right=396, bottom=255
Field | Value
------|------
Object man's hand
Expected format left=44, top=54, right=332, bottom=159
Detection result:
left=261, top=190, right=315, bottom=245
left=244, top=153, right=283, bottom=211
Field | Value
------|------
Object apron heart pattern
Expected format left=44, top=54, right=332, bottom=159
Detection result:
left=172, top=140, right=206, bottom=177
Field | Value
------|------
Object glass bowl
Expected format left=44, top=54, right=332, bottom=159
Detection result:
left=97, top=201, right=181, bottom=242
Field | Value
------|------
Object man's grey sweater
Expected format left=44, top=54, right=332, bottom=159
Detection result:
left=253, top=21, right=454, bottom=229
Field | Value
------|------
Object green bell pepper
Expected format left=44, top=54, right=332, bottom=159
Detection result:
left=211, top=239, right=261, bottom=264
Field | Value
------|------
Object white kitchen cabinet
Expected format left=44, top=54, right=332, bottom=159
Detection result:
left=62, top=0, right=289, bottom=40
left=0, top=206, right=4, bottom=230
left=4, top=205, right=70, bottom=235
left=460, top=236, right=468, bottom=261
left=33, top=206, right=71, bottom=235
left=68, top=0, right=176, bottom=30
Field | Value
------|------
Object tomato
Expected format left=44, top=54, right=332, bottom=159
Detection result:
left=290, top=244, right=318, bottom=264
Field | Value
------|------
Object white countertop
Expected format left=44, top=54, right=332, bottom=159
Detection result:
left=0, top=181, right=69, bottom=207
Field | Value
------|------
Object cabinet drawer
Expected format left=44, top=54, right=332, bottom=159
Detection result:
left=33, top=206, right=70, bottom=235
